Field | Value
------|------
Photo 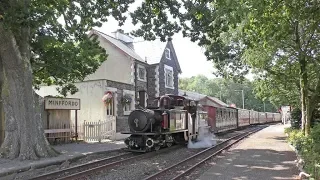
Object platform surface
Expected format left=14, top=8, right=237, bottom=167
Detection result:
left=199, top=124, right=300, bottom=180
left=0, top=138, right=126, bottom=177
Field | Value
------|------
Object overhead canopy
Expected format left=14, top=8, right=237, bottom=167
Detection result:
left=178, top=89, right=229, bottom=108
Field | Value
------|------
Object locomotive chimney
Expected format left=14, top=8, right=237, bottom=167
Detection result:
left=138, top=90, right=147, bottom=108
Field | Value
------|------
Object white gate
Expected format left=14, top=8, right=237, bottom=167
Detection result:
left=83, top=116, right=116, bottom=142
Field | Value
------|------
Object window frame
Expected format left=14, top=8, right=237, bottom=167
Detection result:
left=165, top=48, right=171, bottom=60
left=137, top=64, right=147, bottom=82
left=164, top=65, right=174, bottom=89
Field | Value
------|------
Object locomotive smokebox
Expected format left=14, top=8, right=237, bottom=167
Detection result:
left=128, top=109, right=159, bottom=132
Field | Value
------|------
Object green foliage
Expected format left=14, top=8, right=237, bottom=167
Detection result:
left=311, top=105, right=320, bottom=128
left=129, top=0, right=320, bottom=134
left=289, top=106, right=320, bottom=130
left=291, top=108, right=302, bottom=130
left=0, top=0, right=135, bottom=96
left=179, top=75, right=277, bottom=112
left=286, top=125, right=320, bottom=178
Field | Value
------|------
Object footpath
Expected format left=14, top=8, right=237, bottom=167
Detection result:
left=199, top=124, right=300, bottom=180
left=0, top=139, right=126, bottom=178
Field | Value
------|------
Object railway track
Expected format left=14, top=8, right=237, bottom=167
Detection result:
left=143, top=126, right=266, bottom=180
left=29, top=145, right=183, bottom=180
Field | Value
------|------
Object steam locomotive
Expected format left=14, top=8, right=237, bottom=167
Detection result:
left=121, top=92, right=282, bottom=152
left=121, top=94, right=207, bottom=152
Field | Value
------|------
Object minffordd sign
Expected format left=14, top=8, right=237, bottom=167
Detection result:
left=44, top=97, right=81, bottom=110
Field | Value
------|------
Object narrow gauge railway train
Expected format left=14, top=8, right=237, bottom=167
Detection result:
left=121, top=94, right=281, bottom=152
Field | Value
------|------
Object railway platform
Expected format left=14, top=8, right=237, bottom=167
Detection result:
left=199, top=124, right=300, bottom=180
left=0, top=140, right=126, bottom=178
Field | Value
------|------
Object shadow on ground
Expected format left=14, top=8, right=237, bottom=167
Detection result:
left=201, top=148, right=299, bottom=180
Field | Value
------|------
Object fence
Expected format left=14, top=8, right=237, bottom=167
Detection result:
left=83, top=116, right=116, bottom=142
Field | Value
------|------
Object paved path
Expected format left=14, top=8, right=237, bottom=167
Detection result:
left=0, top=140, right=126, bottom=177
left=199, top=124, right=300, bottom=180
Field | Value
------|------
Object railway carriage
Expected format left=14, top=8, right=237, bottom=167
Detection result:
left=250, top=110, right=260, bottom=124
left=238, top=109, right=251, bottom=127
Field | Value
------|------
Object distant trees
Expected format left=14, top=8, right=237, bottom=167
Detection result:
left=179, top=75, right=276, bottom=112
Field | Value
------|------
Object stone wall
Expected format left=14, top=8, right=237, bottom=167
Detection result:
left=158, top=61, right=179, bottom=96
left=147, top=65, right=158, bottom=106
left=135, top=61, right=148, bottom=97
left=116, top=116, right=129, bottom=132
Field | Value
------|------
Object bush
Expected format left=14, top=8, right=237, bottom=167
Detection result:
left=286, top=124, right=320, bottom=179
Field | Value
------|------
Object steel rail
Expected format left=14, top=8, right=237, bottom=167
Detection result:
left=30, top=151, right=134, bottom=180
left=171, top=126, right=264, bottom=180
left=143, top=126, right=265, bottom=180
left=30, top=145, right=182, bottom=180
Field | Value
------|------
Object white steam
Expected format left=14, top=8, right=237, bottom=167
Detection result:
left=187, top=123, right=217, bottom=149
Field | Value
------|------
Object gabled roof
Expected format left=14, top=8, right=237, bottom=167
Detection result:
left=206, top=96, right=229, bottom=108
left=133, top=39, right=166, bottom=64
left=178, top=89, right=229, bottom=107
left=178, top=89, right=206, bottom=101
left=167, top=41, right=182, bottom=73
left=89, top=29, right=144, bottom=62
left=134, top=39, right=182, bottom=73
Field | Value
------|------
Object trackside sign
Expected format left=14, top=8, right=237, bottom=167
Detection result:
left=44, top=97, right=81, bottom=110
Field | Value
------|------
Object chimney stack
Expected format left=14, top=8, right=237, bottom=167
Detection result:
left=112, top=29, right=135, bottom=50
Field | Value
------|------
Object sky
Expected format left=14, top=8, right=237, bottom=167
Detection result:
left=95, top=1, right=254, bottom=80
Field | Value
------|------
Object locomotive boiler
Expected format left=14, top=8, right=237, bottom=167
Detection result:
left=122, top=92, right=203, bottom=152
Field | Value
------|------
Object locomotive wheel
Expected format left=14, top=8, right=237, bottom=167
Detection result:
left=166, top=142, right=172, bottom=147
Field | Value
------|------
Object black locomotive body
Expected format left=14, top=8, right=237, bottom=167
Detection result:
left=121, top=94, right=201, bottom=152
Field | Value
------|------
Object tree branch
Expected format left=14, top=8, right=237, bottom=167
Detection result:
left=0, top=22, right=24, bottom=70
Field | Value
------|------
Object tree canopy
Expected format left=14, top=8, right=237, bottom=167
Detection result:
left=179, top=75, right=277, bottom=112
left=130, top=0, right=320, bottom=135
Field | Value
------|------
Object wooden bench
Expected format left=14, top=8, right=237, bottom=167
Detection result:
left=44, top=129, right=77, bottom=144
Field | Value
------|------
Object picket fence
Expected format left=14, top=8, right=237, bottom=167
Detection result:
left=83, top=116, right=116, bottom=142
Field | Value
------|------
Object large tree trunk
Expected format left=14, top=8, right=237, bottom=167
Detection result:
left=0, top=55, right=4, bottom=144
left=300, top=66, right=307, bottom=134
left=305, top=98, right=314, bottom=136
left=0, top=23, right=59, bottom=160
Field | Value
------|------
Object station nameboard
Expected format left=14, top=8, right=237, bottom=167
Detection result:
left=44, top=97, right=81, bottom=110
